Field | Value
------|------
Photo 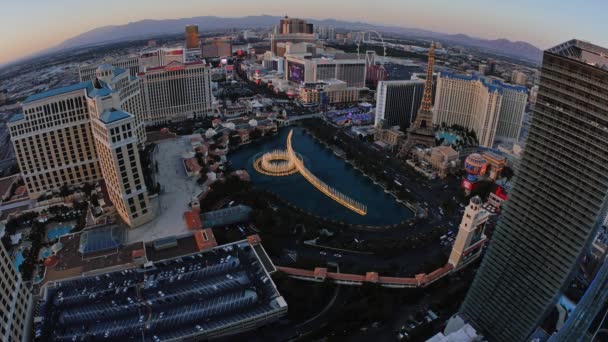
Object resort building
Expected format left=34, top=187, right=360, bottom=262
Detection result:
left=460, top=39, right=608, bottom=342
left=375, top=80, right=425, bottom=128
left=298, top=79, right=359, bottom=105
left=138, top=61, right=213, bottom=124
left=79, top=55, right=140, bottom=82
left=8, top=64, right=154, bottom=227
left=0, top=240, right=32, bottom=342
left=185, top=24, right=199, bottom=49
left=285, top=54, right=367, bottom=88
left=270, top=16, right=315, bottom=56
left=433, top=72, right=528, bottom=147
left=79, top=47, right=188, bottom=82
left=412, top=145, right=460, bottom=179
left=373, top=126, right=405, bottom=152
left=201, top=37, right=233, bottom=58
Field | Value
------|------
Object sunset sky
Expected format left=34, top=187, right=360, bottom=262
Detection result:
left=1, top=0, right=607, bottom=65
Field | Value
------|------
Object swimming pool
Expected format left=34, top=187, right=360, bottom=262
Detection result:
left=14, top=251, right=24, bottom=271
left=436, top=131, right=460, bottom=145
left=47, top=226, right=73, bottom=241
left=39, top=247, right=52, bottom=260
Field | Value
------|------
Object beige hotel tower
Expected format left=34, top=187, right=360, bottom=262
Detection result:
left=8, top=65, right=153, bottom=227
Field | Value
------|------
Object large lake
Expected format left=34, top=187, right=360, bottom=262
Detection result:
left=229, top=127, right=414, bottom=226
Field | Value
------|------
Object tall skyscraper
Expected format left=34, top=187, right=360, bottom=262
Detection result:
left=271, top=16, right=315, bottom=55
left=185, top=24, right=199, bottom=49
left=0, top=240, right=32, bottom=342
left=375, top=80, right=425, bottom=129
left=460, top=39, right=608, bottom=342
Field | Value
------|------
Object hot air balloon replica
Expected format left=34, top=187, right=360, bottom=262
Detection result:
left=462, top=153, right=487, bottom=195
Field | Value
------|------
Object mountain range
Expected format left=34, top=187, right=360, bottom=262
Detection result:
left=52, top=15, right=543, bottom=62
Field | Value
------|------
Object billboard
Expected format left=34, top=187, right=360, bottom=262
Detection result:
left=287, top=61, right=305, bottom=84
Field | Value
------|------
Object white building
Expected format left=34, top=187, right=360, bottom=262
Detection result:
left=79, top=48, right=186, bottom=82
left=0, top=239, right=32, bottom=342
left=511, top=70, right=528, bottom=85
left=8, top=64, right=154, bottom=227
left=299, top=79, right=359, bottom=105
left=433, top=72, right=528, bottom=147
left=139, top=61, right=213, bottom=124
left=285, top=54, right=367, bottom=88
left=79, top=55, right=140, bottom=82
left=317, top=27, right=336, bottom=40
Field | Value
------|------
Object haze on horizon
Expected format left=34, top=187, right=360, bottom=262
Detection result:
left=1, top=0, right=607, bottom=65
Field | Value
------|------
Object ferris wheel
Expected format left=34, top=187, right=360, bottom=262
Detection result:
left=355, top=30, right=387, bottom=66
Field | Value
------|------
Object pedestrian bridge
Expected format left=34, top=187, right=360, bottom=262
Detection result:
left=253, top=129, right=367, bottom=215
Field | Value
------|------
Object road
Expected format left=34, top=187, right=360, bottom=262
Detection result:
left=269, top=122, right=468, bottom=276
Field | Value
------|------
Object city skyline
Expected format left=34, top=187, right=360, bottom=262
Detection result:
left=2, top=8, right=608, bottom=341
left=2, top=0, right=608, bottom=65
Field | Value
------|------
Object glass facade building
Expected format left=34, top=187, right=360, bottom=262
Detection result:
left=460, top=39, right=608, bottom=341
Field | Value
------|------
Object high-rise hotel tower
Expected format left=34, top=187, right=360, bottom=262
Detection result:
left=0, top=240, right=32, bottom=342
left=8, top=65, right=153, bottom=227
left=460, top=39, right=608, bottom=341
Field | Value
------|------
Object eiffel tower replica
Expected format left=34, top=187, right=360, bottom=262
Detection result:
left=398, top=43, right=437, bottom=157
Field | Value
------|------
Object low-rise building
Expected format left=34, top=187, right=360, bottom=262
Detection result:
left=412, top=146, right=460, bottom=179
left=298, top=79, right=359, bottom=105
left=285, top=53, right=367, bottom=88
left=35, top=237, right=287, bottom=341
left=374, top=126, right=405, bottom=151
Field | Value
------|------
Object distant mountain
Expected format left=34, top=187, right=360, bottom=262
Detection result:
left=50, top=15, right=542, bottom=62
left=437, top=34, right=542, bottom=61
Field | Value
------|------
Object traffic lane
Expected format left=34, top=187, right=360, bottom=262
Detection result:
left=293, top=241, right=448, bottom=275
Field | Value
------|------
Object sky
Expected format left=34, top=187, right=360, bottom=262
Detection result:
left=1, top=0, right=607, bottom=65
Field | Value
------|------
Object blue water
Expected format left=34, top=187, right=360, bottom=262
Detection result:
left=39, top=247, right=52, bottom=260
left=14, top=251, right=24, bottom=270
left=436, top=131, right=460, bottom=145
left=229, top=127, right=414, bottom=226
left=47, top=226, right=72, bottom=241
left=559, top=295, right=576, bottom=314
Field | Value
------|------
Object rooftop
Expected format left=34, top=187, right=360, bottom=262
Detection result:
left=8, top=113, right=24, bottom=123
left=42, top=229, right=144, bottom=285
left=23, top=81, right=91, bottom=104
left=201, top=205, right=252, bottom=228
left=439, top=72, right=528, bottom=93
left=547, top=39, right=608, bottom=70
left=99, top=108, right=131, bottom=124
left=36, top=239, right=286, bottom=341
